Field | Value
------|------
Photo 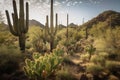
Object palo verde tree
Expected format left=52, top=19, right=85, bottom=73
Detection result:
left=45, top=0, right=58, bottom=52
left=5, top=0, right=29, bottom=52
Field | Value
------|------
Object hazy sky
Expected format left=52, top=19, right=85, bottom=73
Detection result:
left=0, top=0, right=120, bottom=25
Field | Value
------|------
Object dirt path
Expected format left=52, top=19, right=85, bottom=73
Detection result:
left=64, top=53, right=86, bottom=80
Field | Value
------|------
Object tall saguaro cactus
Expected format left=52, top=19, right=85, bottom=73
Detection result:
left=85, top=26, right=88, bottom=39
left=5, top=0, right=29, bottom=52
left=45, top=0, right=58, bottom=52
left=66, top=14, right=69, bottom=39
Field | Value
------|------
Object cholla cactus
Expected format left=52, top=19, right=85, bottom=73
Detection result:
left=86, top=44, right=96, bottom=60
left=5, top=0, right=29, bottom=52
left=24, top=51, right=63, bottom=80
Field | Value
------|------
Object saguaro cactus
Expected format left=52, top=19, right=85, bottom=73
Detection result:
left=66, top=14, right=69, bottom=39
left=85, top=26, right=88, bottom=39
left=45, top=0, right=58, bottom=52
left=5, top=0, right=29, bottom=52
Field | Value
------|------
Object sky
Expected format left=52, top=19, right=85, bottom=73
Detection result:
left=0, top=0, right=120, bottom=25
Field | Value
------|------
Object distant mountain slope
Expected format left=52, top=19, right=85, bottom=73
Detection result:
left=82, top=10, right=120, bottom=28
left=68, top=23, right=78, bottom=28
left=29, top=19, right=44, bottom=28
left=59, top=24, right=66, bottom=28
left=0, top=23, right=9, bottom=31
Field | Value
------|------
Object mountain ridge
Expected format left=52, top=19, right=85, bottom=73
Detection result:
left=81, top=10, right=120, bottom=28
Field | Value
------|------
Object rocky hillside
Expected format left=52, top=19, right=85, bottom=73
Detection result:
left=82, top=10, right=120, bottom=28
left=29, top=19, right=44, bottom=28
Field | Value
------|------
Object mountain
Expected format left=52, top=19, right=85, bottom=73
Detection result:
left=59, top=23, right=78, bottom=28
left=68, top=23, right=78, bottom=28
left=29, top=19, right=44, bottom=28
left=0, top=22, right=9, bottom=31
left=82, top=10, right=120, bottom=28
left=59, top=24, right=66, bottom=28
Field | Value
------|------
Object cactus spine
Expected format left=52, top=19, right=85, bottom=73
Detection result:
left=5, top=0, right=29, bottom=52
left=45, top=0, right=58, bottom=52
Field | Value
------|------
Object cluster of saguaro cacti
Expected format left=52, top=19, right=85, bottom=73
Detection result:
left=45, top=0, right=58, bottom=52
left=5, top=0, right=29, bottom=52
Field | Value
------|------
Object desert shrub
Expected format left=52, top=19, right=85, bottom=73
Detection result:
left=103, top=28, right=120, bottom=54
left=116, top=52, right=120, bottom=61
left=86, top=63, right=104, bottom=75
left=73, top=31, right=82, bottom=41
left=56, top=66, right=76, bottom=80
left=90, top=55, right=105, bottom=66
left=0, top=31, right=15, bottom=45
left=108, top=53, right=118, bottom=60
left=94, top=38, right=107, bottom=52
left=85, top=44, right=96, bottom=60
left=58, top=38, right=77, bottom=54
left=0, top=45, right=22, bottom=74
left=105, top=61, right=120, bottom=72
left=26, top=41, right=32, bottom=49
left=80, top=53, right=90, bottom=62
left=24, top=50, right=64, bottom=80
left=74, top=41, right=82, bottom=52
left=56, top=28, right=66, bottom=41
left=91, top=25, right=120, bottom=53
left=98, top=52, right=109, bottom=58
left=33, top=39, right=49, bottom=53
left=32, top=29, right=50, bottom=53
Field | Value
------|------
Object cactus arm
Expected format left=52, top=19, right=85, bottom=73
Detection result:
left=12, top=13, right=19, bottom=36
left=19, top=0, right=25, bottom=33
left=50, top=0, right=54, bottom=34
left=25, top=2, right=29, bottom=33
left=13, top=0, right=18, bottom=19
left=46, top=15, right=50, bottom=35
left=54, top=13, right=58, bottom=35
left=13, top=0, right=20, bottom=35
left=5, top=10, right=18, bottom=36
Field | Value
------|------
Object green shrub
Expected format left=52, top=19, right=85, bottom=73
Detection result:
left=73, top=31, right=81, bottom=41
left=105, top=61, right=120, bottom=72
left=24, top=50, right=64, bottom=80
left=56, top=66, right=76, bottom=80
left=98, top=52, right=109, bottom=58
left=80, top=53, right=90, bottom=62
left=90, top=55, right=105, bottom=66
left=85, top=44, right=96, bottom=60
left=32, top=39, right=48, bottom=53
left=0, top=45, right=22, bottom=74
left=108, top=53, right=118, bottom=60
left=86, top=63, right=104, bottom=75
